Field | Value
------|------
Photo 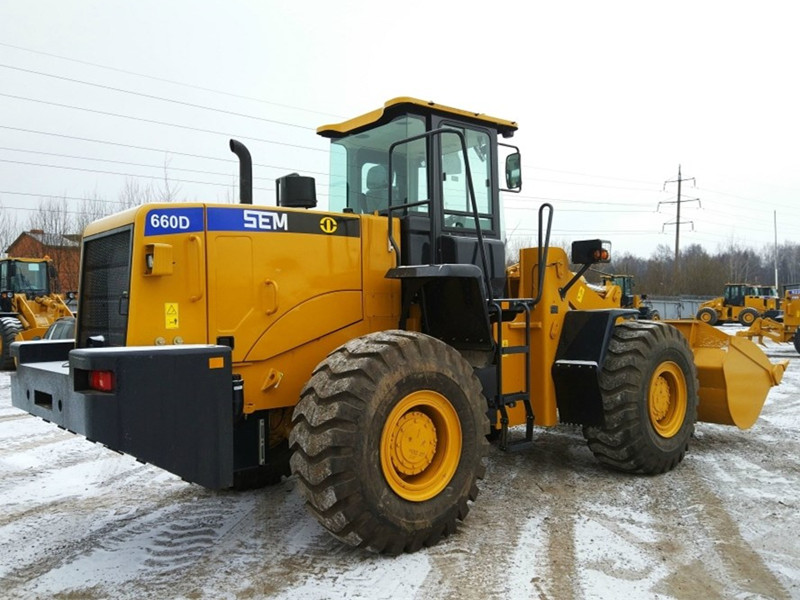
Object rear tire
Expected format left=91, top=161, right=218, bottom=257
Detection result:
left=793, top=328, right=800, bottom=354
left=0, top=317, right=23, bottom=370
left=289, top=330, right=489, bottom=554
left=696, top=307, right=718, bottom=325
left=583, top=321, right=699, bottom=474
left=738, top=308, right=759, bottom=326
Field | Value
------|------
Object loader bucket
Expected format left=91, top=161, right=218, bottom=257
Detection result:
left=666, top=320, right=788, bottom=429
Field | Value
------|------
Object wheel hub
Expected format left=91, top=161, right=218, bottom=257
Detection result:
left=650, top=376, right=671, bottom=422
left=380, top=389, right=462, bottom=502
left=390, top=410, right=437, bottom=476
left=648, top=361, right=688, bottom=438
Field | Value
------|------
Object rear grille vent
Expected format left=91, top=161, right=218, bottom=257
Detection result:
left=77, top=228, right=132, bottom=348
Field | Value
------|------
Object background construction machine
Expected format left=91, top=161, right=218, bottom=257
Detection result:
left=696, top=282, right=781, bottom=326
left=600, top=273, right=659, bottom=319
left=10, top=98, right=787, bottom=554
left=0, top=256, right=75, bottom=369
left=737, top=285, right=800, bottom=352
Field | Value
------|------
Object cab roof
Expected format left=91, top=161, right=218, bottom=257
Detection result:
left=317, top=96, right=518, bottom=139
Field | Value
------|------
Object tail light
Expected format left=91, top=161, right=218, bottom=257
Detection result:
left=89, top=370, right=115, bottom=392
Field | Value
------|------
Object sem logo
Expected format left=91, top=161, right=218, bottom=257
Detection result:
left=243, top=209, right=289, bottom=231
left=319, top=217, right=338, bottom=234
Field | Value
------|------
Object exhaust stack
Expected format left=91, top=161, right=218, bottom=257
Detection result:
left=229, top=139, right=252, bottom=205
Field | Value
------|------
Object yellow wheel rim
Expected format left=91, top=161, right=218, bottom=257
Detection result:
left=380, top=390, right=462, bottom=502
left=699, top=311, right=712, bottom=323
left=648, top=361, right=688, bottom=438
left=742, top=312, right=755, bottom=325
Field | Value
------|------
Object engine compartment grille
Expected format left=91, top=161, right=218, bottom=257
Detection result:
left=76, top=228, right=132, bottom=348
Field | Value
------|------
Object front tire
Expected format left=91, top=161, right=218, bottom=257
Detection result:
left=583, top=321, right=699, bottom=474
left=696, top=307, right=718, bottom=325
left=793, top=328, right=800, bottom=354
left=290, top=330, right=488, bottom=554
left=738, top=307, right=759, bottom=326
left=0, top=317, right=23, bottom=370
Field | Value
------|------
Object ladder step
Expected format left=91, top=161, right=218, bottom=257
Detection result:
left=498, top=392, right=527, bottom=405
left=501, top=345, right=528, bottom=355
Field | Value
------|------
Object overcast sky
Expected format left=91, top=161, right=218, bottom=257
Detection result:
left=1, top=1, right=798, bottom=258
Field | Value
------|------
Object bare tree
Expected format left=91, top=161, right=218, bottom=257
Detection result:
left=157, top=156, right=182, bottom=203
left=119, top=178, right=155, bottom=210
left=0, top=200, right=20, bottom=256
left=74, top=189, right=114, bottom=234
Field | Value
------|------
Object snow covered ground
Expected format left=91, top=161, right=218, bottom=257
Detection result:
left=0, top=327, right=798, bottom=599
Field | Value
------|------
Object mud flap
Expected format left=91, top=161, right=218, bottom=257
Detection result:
left=551, top=309, right=638, bottom=426
left=11, top=342, right=234, bottom=489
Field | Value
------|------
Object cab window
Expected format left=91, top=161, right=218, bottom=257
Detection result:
left=328, top=114, right=427, bottom=215
left=440, top=125, right=493, bottom=231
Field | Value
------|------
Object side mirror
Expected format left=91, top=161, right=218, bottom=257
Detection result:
left=571, top=239, right=611, bottom=265
left=505, top=152, right=522, bottom=190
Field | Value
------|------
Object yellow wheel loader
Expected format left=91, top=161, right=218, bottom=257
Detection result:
left=600, top=273, right=659, bottom=319
left=696, top=283, right=781, bottom=326
left=0, top=256, right=75, bottom=369
left=737, top=286, right=800, bottom=352
left=10, top=98, right=787, bottom=554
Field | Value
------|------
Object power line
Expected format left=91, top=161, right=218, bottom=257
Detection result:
left=0, top=188, right=330, bottom=208
left=0, top=157, right=268, bottom=190
left=0, top=41, right=344, bottom=120
left=523, top=164, right=662, bottom=186
left=0, top=125, right=327, bottom=172
left=504, top=193, right=650, bottom=208
left=0, top=145, right=328, bottom=179
left=0, top=63, right=315, bottom=131
left=522, top=175, right=660, bottom=193
left=0, top=92, right=328, bottom=153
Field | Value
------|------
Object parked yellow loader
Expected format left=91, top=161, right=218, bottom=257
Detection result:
left=696, top=283, right=781, bottom=326
left=0, top=256, right=74, bottom=369
left=10, top=98, right=787, bottom=554
left=737, top=286, right=800, bottom=352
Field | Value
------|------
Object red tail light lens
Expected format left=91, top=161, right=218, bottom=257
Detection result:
left=89, top=370, right=115, bottom=392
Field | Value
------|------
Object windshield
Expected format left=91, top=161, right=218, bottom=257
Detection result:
left=328, top=114, right=427, bottom=215
left=0, top=260, right=50, bottom=294
left=758, top=286, right=778, bottom=298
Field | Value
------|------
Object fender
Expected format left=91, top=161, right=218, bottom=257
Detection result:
left=551, top=309, right=637, bottom=426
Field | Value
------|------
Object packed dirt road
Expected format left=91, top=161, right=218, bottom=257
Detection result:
left=0, top=328, right=798, bottom=599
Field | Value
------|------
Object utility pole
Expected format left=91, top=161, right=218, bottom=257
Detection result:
left=774, top=210, right=779, bottom=289
left=659, top=165, right=699, bottom=287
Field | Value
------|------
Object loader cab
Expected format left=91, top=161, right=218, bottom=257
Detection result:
left=318, top=97, right=521, bottom=297
left=723, top=283, right=758, bottom=307
left=0, top=258, right=51, bottom=301
left=602, top=274, right=635, bottom=307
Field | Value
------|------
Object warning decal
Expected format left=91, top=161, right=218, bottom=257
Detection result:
left=165, top=302, right=179, bottom=329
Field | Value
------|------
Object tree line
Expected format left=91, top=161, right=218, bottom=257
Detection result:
left=3, top=184, right=796, bottom=298
left=0, top=173, right=200, bottom=289
left=507, top=237, right=800, bottom=297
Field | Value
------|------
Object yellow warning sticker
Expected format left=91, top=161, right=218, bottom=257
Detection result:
left=165, top=302, right=179, bottom=329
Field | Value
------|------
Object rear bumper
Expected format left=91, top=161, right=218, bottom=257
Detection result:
left=11, top=340, right=235, bottom=489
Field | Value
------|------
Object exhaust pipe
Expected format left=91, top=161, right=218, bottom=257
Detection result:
left=229, top=139, right=252, bottom=205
